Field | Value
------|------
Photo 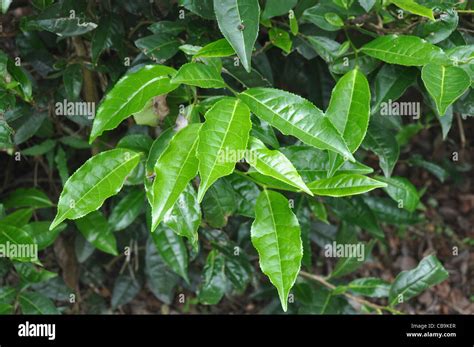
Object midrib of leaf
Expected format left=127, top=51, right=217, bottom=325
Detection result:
left=0, top=229, right=21, bottom=244
left=164, top=229, right=186, bottom=276
left=438, top=65, right=446, bottom=112
left=56, top=153, right=139, bottom=223
left=21, top=295, right=45, bottom=314
left=199, top=100, right=239, bottom=198
left=233, top=0, right=246, bottom=67
left=209, top=187, right=226, bottom=220
left=363, top=47, right=423, bottom=60
left=336, top=70, right=357, bottom=137
left=179, top=77, right=223, bottom=84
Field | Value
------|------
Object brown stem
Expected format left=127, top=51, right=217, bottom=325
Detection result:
left=299, top=271, right=402, bottom=314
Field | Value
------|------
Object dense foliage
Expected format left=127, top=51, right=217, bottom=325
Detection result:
left=0, top=0, right=472, bottom=314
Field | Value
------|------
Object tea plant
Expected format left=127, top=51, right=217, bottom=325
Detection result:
left=0, top=0, right=472, bottom=314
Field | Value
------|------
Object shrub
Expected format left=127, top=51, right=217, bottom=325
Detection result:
left=0, top=0, right=472, bottom=314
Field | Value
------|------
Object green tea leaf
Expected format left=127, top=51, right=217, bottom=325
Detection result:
left=198, top=250, right=227, bottom=305
left=75, top=211, right=118, bottom=256
left=151, top=224, right=189, bottom=282
left=361, top=35, right=448, bottom=66
left=214, top=0, right=260, bottom=72
left=389, top=255, right=448, bottom=306
left=391, top=0, right=434, bottom=20
left=150, top=124, right=201, bottom=232
left=163, top=183, right=201, bottom=247
left=251, top=190, right=302, bottom=312
left=194, top=38, right=235, bottom=58
left=90, top=65, right=178, bottom=143
left=239, top=88, right=355, bottom=161
left=109, top=188, right=145, bottom=231
left=375, top=175, right=419, bottom=212
left=171, top=62, right=226, bottom=88
left=308, top=174, right=386, bottom=197
left=197, top=98, right=251, bottom=201
left=50, top=149, right=140, bottom=229
left=326, top=68, right=370, bottom=153
left=3, top=188, right=53, bottom=209
left=246, top=137, right=312, bottom=195
left=421, top=63, right=471, bottom=116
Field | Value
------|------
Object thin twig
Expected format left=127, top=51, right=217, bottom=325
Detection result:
left=299, top=271, right=403, bottom=314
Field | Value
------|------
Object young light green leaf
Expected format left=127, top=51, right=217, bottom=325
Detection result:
left=391, top=0, right=434, bottom=21
left=269, top=27, right=292, bottom=54
left=326, top=68, right=370, bottom=153
left=308, top=174, right=386, bottom=197
left=375, top=175, right=419, bottom=212
left=50, top=149, right=141, bottom=230
left=251, top=190, right=302, bottom=312
left=421, top=63, right=471, bottom=116
left=90, top=65, right=178, bottom=143
left=239, top=88, right=355, bottom=161
left=389, top=255, right=448, bottom=306
left=171, top=62, right=226, bottom=88
left=194, top=38, right=235, bottom=58
left=151, top=124, right=201, bottom=232
left=213, top=0, right=260, bottom=72
left=246, top=137, right=313, bottom=195
left=361, top=35, right=448, bottom=66
left=197, top=98, right=251, bottom=202
left=75, top=211, right=118, bottom=256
